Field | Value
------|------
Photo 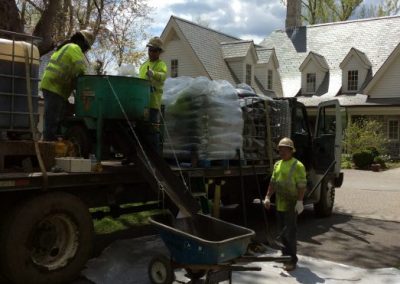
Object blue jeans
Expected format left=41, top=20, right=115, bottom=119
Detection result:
left=276, top=209, right=298, bottom=264
left=43, top=89, right=66, bottom=141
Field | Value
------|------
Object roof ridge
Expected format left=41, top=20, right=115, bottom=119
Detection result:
left=220, top=40, right=253, bottom=45
left=171, top=15, right=241, bottom=41
left=306, top=15, right=400, bottom=29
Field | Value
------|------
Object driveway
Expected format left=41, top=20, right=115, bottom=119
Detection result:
left=334, top=168, right=400, bottom=222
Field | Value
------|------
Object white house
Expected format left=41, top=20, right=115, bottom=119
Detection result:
left=160, top=15, right=400, bottom=158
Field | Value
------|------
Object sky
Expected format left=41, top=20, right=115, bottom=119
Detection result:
left=145, top=0, right=382, bottom=46
left=146, top=0, right=285, bottom=45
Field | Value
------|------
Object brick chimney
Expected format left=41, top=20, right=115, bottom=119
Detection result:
left=285, top=0, right=302, bottom=29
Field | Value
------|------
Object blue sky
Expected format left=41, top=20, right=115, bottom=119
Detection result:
left=146, top=0, right=383, bottom=45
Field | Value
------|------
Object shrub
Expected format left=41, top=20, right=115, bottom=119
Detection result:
left=373, top=156, right=386, bottom=169
left=353, top=150, right=374, bottom=169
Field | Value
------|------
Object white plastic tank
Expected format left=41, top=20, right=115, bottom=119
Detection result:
left=0, top=38, right=40, bottom=136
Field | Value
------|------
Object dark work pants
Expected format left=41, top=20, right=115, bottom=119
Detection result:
left=43, top=89, right=66, bottom=141
left=147, top=108, right=161, bottom=154
left=276, top=209, right=298, bottom=264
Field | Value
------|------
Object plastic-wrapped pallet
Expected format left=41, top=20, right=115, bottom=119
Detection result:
left=162, top=77, right=243, bottom=162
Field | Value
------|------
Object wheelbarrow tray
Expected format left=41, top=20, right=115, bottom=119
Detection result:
left=149, top=213, right=255, bottom=265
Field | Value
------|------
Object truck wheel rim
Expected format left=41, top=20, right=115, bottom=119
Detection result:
left=151, top=261, right=168, bottom=283
left=30, top=214, right=79, bottom=270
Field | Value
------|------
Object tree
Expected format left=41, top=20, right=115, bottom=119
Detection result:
left=0, top=0, right=24, bottom=33
left=302, top=0, right=363, bottom=24
left=358, top=0, right=400, bottom=18
left=343, top=118, right=388, bottom=156
left=1, top=0, right=151, bottom=68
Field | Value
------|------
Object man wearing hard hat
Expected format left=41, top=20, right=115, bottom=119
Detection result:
left=264, top=137, right=307, bottom=271
left=40, top=29, right=95, bottom=141
left=139, top=36, right=167, bottom=153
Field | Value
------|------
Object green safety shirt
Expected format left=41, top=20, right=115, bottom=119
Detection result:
left=139, top=59, right=167, bottom=109
left=270, top=158, right=307, bottom=212
left=40, top=43, right=87, bottom=100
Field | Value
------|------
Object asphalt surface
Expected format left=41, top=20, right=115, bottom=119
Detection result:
left=56, top=168, right=400, bottom=283
left=296, top=168, right=400, bottom=269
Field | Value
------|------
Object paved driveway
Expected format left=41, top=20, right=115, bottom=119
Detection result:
left=334, top=168, right=400, bottom=222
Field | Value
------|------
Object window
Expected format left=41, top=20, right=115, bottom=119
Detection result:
left=245, top=64, right=252, bottom=85
left=388, top=120, right=399, bottom=140
left=306, top=73, right=316, bottom=93
left=348, top=70, right=358, bottom=91
left=171, top=59, right=178, bottom=78
left=267, top=69, right=273, bottom=90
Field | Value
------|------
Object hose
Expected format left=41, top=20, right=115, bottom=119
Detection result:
left=23, top=45, right=48, bottom=190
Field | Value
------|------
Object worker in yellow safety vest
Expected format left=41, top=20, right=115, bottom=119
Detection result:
left=40, top=29, right=95, bottom=141
left=139, top=37, right=167, bottom=153
left=264, top=137, right=307, bottom=272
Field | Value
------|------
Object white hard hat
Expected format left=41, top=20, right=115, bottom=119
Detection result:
left=146, top=37, right=163, bottom=51
left=278, top=137, right=296, bottom=152
left=79, top=29, right=95, bottom=47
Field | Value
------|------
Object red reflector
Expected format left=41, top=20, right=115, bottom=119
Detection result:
left=15, top=179, right=30, bottom=186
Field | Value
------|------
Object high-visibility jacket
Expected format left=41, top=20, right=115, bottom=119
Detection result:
left=270, top=158, right=307, bottom=212
left=139, top=59, right=167, bottom=109
left=40, top=43, right=87, bottom=100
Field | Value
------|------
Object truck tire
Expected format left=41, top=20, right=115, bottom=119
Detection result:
left=0, top=192, right=93, bottom=284
left=314, top=179, right=335, bottom=217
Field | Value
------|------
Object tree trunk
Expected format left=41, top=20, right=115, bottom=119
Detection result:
left=0, top=0, right=24, bottom=35
left=33, top=0, right=62, bottom=56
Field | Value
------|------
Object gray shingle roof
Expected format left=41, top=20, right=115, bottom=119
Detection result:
left=171, top=16, right=240, bottom=83
left=256, top=48, right=274, bottom=64
left=221, top=41, right=253, bottom=59
left=260, top=16, right=400, bottom=100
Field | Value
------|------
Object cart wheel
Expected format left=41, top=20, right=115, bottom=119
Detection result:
left=148, top=254, right=174, bottom=284
left=185, top=268, right=206, bottom=280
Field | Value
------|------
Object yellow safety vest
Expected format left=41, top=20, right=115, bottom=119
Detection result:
left=40, top=43, right=87, bottom=100
left=139, top=59, right=167, bottom=109
left=270, top=158, right=307, bottom=212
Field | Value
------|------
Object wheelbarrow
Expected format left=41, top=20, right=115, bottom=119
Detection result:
left=148, top=213, right=290, bottom=284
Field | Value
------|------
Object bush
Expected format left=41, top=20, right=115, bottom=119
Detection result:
left=373, top=156, right=386, bottom=169
left=353, top=150, right=374, bottom=169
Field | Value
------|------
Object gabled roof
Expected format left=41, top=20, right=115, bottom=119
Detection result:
left=256, top=48, right=279, bottom=68
left=339, top=47, right=372, bottom=69
left=161, top=16, right=240, bottom=83
left=299, top=51, right=329, bottom=72
left=261, top=15, right=400, bottom=98
left=221, top=40, right=254, bottom=59
left=364, top=42, right=400, bottom=95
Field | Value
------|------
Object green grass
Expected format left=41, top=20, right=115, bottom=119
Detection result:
left=93, top=209, right=164, bottom=235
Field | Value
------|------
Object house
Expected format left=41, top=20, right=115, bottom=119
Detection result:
left=160, top=15, right=400, bottom=158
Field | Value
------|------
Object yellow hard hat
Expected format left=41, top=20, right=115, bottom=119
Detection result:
left=79, top=29, right=95, bottom=47
left=278, top=137, right=296, bottom=152
left=146, top=36, right=163, bottom=51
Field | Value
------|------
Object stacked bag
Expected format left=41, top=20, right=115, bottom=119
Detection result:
left=162, top=77, right=243, bottom=162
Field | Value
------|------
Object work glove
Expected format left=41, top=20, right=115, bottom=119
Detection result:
left=146, top=68, right=154, bottom=79
left=263, top=197, right=271, bottom=209
left=295, top=200, right=304, bottom=214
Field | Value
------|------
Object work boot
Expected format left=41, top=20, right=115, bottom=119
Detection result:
left=283, top=262, right=296, bottom=271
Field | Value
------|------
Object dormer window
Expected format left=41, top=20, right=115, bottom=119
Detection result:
left=246, top=64, right=252, bottom=85
left=306, top=73, right=316, bottom=92
left=267, top=69, right=273, bottom=90
left=299, top=52, right=329, bottom=95
left=340, top=48, right=372, bottom=94
left=347, top=70, right=358, bottom=91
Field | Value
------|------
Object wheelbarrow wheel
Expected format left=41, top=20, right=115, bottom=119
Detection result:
left=148, top=254, right=174, bottom=284
left=185, top=268, right=206, bottom=280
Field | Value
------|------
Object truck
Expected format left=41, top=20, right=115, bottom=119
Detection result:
left=0, top=30, right=344, bottom=284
